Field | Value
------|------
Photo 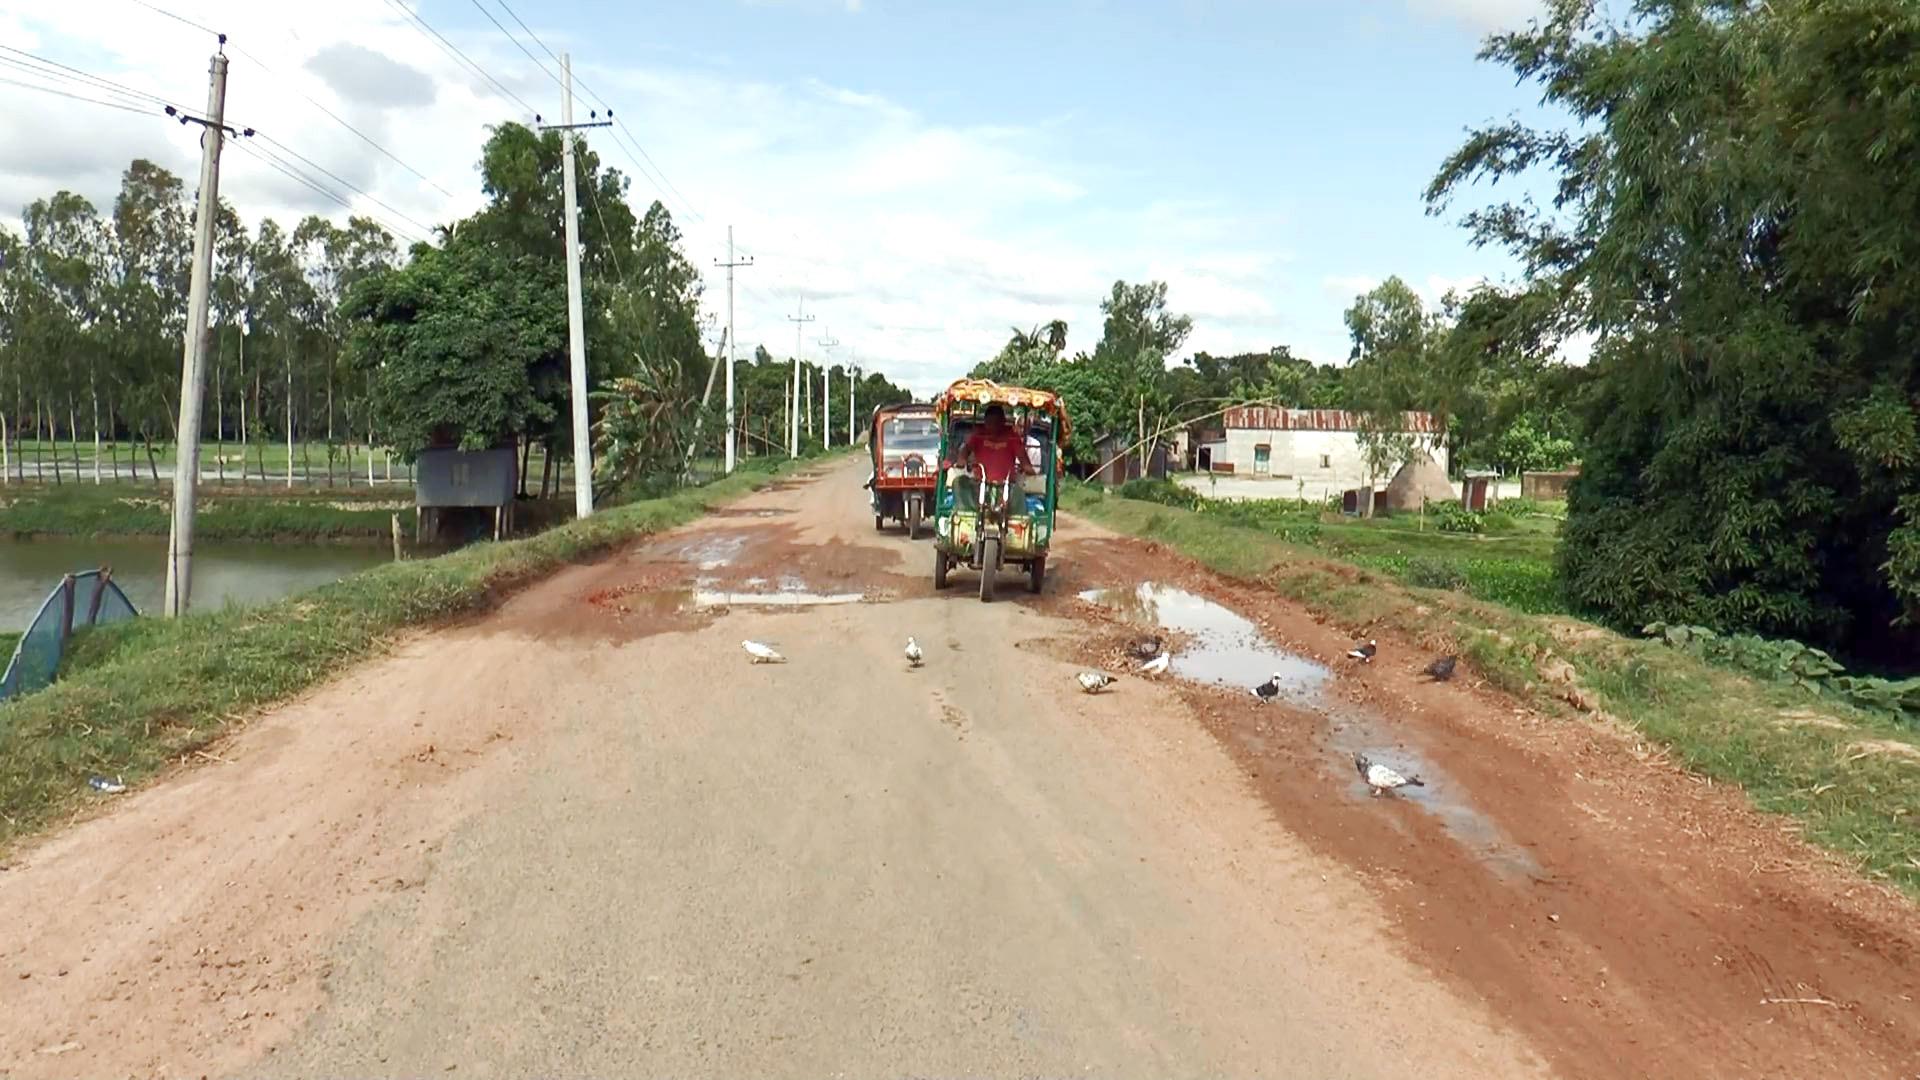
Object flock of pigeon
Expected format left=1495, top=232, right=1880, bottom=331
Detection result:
left=738, top=631, right=1457, bottom=798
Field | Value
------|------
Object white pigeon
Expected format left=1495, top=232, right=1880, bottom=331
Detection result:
left=1347, top=639, right=1378, bottom=662
left=1077, top=671, right=1116, bottom=694
left=1139, top=652, right=1170, bottom=676
left=905, top=637, right=923, bottom=667
left=742, top=639, right=786, bottom=664
left=1354, top=753, right=1425, bottom=797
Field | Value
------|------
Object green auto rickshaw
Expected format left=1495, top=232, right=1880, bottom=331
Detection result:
left=929, top=378, right=1071, bottom=602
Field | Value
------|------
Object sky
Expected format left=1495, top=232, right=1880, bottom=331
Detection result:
left=0, top=0, right=1562, bottom=396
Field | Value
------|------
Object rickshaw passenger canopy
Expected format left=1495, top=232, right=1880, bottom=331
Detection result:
left=932, top=379, right=1072, bottom=448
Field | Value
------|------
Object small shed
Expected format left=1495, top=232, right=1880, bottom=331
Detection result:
left=1380, top=453, right=1457, bottom=514
left=1522, top=468, right=1580, bottom=500
left=416, top=446, right=518, bottom=543
left=1085, top=433, right=1170, bottom=485
left=1461, top=471, right=1499, bottom=511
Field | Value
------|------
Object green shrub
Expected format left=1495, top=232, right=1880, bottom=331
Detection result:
left=1116, top=477, right=1201, bottom=510
left=1432, top=500, right=1485, bottom=534
left=1405, top=557, right=1468, bottom=590
left=1643, top=622, right=1920, bottom=722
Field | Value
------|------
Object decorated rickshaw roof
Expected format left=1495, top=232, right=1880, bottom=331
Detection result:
left=932, top=379, right=1072, bottom=447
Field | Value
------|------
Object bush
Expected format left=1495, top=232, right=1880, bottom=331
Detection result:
left=1432, top=500, right=1485, bottom=534
left=1405, top=557, right=1469, bottom=590
left=1643, top=622, right=1920, bottom=722
left=1116, top=477, right=1201, bottom=510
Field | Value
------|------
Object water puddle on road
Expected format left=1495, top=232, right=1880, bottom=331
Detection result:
left=692, top=574, right=864, bottom=608
left=1078, top=583, right=1328, bottom=703
left=1079, top=581, right=1544, bottom=882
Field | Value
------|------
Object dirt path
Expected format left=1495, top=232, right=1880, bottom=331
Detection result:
left=0, top=457, right=1914, bottom=1078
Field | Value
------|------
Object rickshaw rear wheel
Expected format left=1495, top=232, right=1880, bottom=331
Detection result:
left=874, top=513, right=884, bottom=532
left=907, top=497, right=923, bottom=539
left=933, top=547, right=951, bottom=589
left=1027, top=557, right=1046, bottom=594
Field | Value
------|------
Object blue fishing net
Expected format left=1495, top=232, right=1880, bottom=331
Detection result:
left=0, top=570, right=138, bottom=702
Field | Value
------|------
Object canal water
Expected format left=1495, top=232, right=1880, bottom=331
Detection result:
left=0, top=538, right=388, bottom=631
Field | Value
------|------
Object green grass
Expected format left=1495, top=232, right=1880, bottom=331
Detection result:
left=1064, top=484, right=1920, bottom=898
left=0, top=483, right=415, bottom=542
left=0, top=632, right=17, bottom=658
left=1160, top=486, right=1569, bottom=614
left=0, top=456, right=807, bottom=849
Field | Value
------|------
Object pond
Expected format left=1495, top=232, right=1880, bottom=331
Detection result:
left=0, top=537, right=389, bottom=631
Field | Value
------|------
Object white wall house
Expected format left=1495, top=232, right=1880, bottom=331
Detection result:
left=1197, top=407, right=1447, bottom=501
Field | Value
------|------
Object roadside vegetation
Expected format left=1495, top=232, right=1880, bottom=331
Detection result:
left=1, top=483, right=413, bottom=542
left=1068, top=484, right=1920, bottom=898
left=0, top=455, right=819, bottom=851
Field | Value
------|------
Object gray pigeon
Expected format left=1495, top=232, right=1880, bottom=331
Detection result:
left=1424, top=655, right=1457, bottom=681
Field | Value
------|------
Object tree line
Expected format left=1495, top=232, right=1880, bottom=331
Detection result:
left=1429, top=0, right=1920, bottom=667
left=968, top=277, right=1580, bottom=481
left=0, top=125, right=913, bottom=496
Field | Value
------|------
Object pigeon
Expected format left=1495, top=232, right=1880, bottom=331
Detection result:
left=87, top=775, right=127, bottom=795
left=905, top=637, right=924, bottom=668
left=742, top=640, right=786, bottom=664
left=1424, top=654, right=1457, bottom=681
left=1139, top=652, right=1170, bottom=676
left=1354, top=753, right=1425, bottom=797
left=1347, top=639, right=1378, bottom=662
left=1250, top=673, right=1284, bottom=704
left=1130, top=636, right=1164, bottom=661
left=1077, top=671, right=1116, bottom=694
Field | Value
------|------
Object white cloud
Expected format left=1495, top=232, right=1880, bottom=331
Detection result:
left=0, top=0, right=1319, bottom=396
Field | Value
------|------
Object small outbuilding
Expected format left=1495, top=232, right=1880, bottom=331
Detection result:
left=1380, top=453, right=1458, bottom=514
left=415, top=445, right=518, bottom=543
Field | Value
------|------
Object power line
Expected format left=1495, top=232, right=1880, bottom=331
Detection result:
left=232, top=139, right=429, bottom=245
left=0, top=46, right=178, bottom=108
left=0, top=72, right=156, bottom=117
left=467, top=0, right=563, bottom=91
left=225, top=44, right=458, bottom=200
left=492, top=0, right=565, bottom=71
left=380, top=0, right=538, bottom=118
left=252, top=132, right=436, bottom=237
left=125, top=0, right=219, bottom=39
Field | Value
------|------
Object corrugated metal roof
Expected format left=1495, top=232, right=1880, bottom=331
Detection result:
left=1222, top=407, right=1444, bottom=433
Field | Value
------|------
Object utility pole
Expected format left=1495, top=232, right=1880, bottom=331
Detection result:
left=786, top=300, right=814, bottom=457
left=848, top=355, right=858, bottom=446
left=539, top=55, right=611, bottom=519
left=816, top=330, right=839, bottom=447
left=163, top=40, right=242, bottom=617
left=715, top=227, right=752, bottom=474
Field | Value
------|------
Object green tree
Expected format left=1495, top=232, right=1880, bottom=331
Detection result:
left=1427, top=0, right=1920, bottom=662
left=345, top=239, right=563, bottom=456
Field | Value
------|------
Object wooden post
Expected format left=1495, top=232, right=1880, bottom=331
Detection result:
left=58, top=574, right=76, bottom=645
left=391, top=513, right=403, bottom=562
left=85, top=568, right=111, bottom=626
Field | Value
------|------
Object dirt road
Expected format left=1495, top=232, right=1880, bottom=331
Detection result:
left=3, top=457, right=1916, bottom=1078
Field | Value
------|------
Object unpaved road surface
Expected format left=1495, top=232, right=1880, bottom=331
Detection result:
left=3, top=458, right=1917, bottom=1078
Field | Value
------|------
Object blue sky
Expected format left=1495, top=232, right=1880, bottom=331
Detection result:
left=0, top=0, right=1558, bottom=393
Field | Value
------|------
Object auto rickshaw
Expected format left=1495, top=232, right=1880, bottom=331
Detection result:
left=929, top=379, right=1071, bottom=601
left=868, top=402, right=940, bottom=538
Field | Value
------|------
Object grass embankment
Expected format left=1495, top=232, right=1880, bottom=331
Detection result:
left=1064, top=484, right=1920, bottom=897
left=0, top=456, right=809, bottom=850
left=1, top=483, right=414, bottom=542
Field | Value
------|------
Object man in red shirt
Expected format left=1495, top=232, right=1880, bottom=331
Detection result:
left=955, top=405, right=1030, bottom=485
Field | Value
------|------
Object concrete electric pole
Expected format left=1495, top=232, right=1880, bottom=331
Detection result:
left=163, top=40, right=238, bottom=617
left=816, top=331, right=839, bottom=447
left=539, top=55, right=611, bottom=519
left=715, top=227, right=752, bottom=474
left=786, top=301, right=814, bottom=457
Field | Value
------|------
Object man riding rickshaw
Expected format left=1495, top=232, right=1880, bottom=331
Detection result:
left=929, top=379, right=1070, bottom=601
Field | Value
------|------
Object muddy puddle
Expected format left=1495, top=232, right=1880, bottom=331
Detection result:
left=1080, top=582, right=1543, bottom=882
left=1079, top=583, right=1327, bottom=702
